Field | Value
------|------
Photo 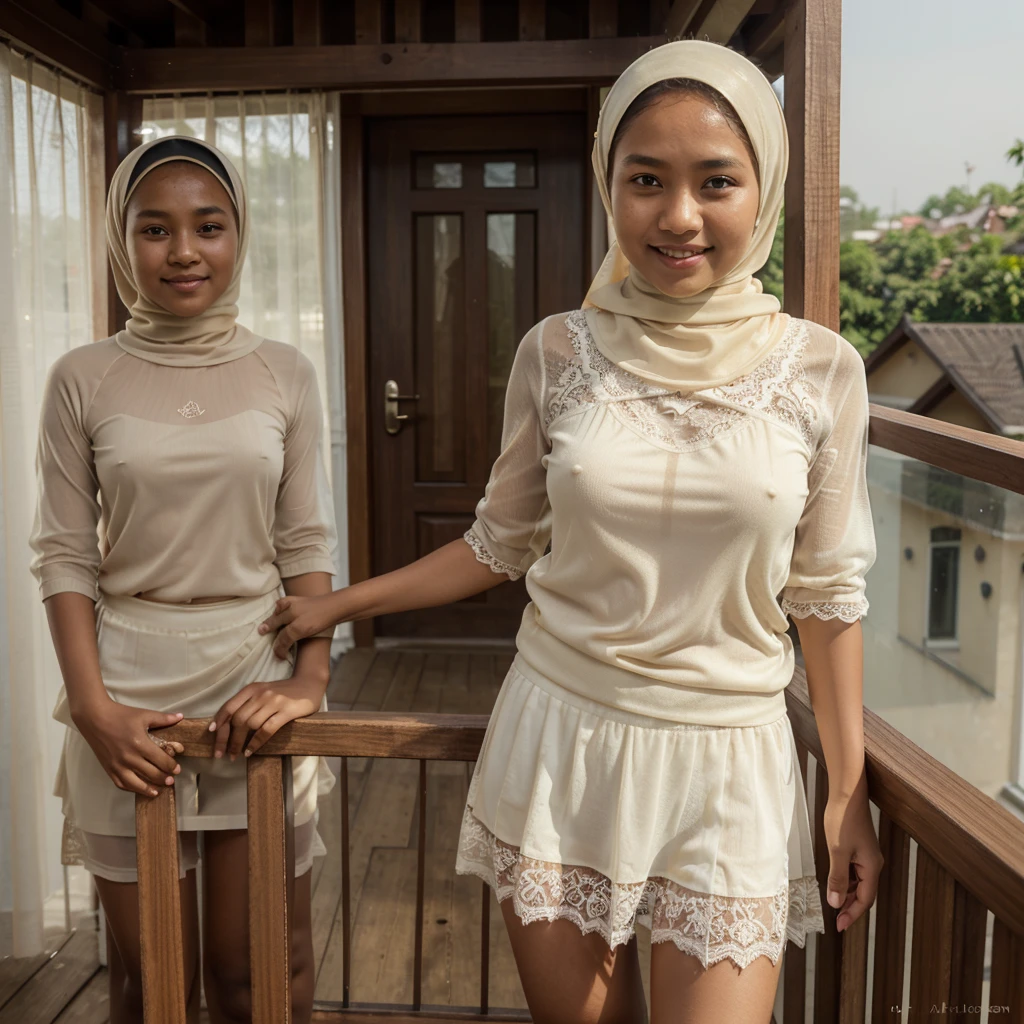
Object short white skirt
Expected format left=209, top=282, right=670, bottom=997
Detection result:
left=455, top=657, right=824, bottom=971
left=54, top=591, right=336, bottom=875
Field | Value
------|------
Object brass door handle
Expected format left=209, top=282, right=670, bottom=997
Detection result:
left=384, top=379, right=419, bottom=435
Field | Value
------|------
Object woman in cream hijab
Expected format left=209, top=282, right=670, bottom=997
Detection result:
left=32, top=136, right=338, bottom=1023
left=261, top=40, right=881, bottom=1022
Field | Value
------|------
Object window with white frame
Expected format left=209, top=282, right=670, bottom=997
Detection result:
left=926, top=525, right=961, bottom=643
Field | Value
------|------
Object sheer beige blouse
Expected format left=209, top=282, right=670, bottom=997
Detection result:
left=465, top=310, right=876, bottom=727
left=30, top=338, right=338, bottom=603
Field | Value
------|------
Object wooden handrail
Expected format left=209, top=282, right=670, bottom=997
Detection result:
left=785, top=668, right=1024, bottom=934
left=868, top=404, right=1024, bottom=497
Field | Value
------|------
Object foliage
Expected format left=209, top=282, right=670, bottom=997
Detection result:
left=839, top=186, right=880, bottom=241
left=1009, top=140, right=1024, bottom=168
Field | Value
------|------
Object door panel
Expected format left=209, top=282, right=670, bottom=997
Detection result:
left=368, top=114, right=585, bottom=638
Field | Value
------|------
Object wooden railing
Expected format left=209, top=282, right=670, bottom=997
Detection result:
left=135, top=407, right=1024, bottom=1023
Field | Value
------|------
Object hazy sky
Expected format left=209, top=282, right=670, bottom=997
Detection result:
left=840, top=0, right=1024, bottom=215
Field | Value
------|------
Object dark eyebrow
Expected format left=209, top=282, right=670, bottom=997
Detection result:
left=620, top=154, right=746, bottom=171
left=621, top=154, right=668, bottom=169
left=133, top=206, right=229, bottom=219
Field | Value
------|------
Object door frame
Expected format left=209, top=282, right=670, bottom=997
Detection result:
left=341, top=86, right=603, bottom=645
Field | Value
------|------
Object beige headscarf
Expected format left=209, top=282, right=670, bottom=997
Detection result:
left=107, top=135, right=260, bottom=366
left=585, top=40, right=789, bottom=392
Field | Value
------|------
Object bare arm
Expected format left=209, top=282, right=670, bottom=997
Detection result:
left=795, top=615, right=882, bottom=933
left=259, top=539, right=507, bottom=657
left=45, top=592, right=184, bottom=797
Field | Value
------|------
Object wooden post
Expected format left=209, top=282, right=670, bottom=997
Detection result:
left=136, top=789, right=187, bottom=1024
left=454, top=0, right=481, bottom=42
left=103, top=91, right=141, bottom=337
left=248, top=756, right=291, bottom=1024
left=782, top=0, right=841, bottom=331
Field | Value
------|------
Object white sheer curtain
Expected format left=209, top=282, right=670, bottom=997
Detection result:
left=141, top=94, right=351, bottom=643
left=0, top=45, right=105, bottom=957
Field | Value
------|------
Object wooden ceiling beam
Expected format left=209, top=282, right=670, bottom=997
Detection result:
left=245, top=0, right=276, bottom=47
left=744, top=5, right=786, bottom=57
left=649, top=0, right=671, bottom=35
left=687, top=0, right=758, bottom=43
left=394, top=0, right=421, bottom=43
left=174, top=7, right=206, bottom=47
left=665, top=0, right=703, bottom=37
left=116, top=36, right=666, bottom=93
left=0, top=0, right=113, bottom=88
left=354, top=0, right=382, bottom=45
left=454, top=0, right=480, bottom=42
left=589, top=0, right=617, bottom=38
left=165, top=0, right=209, bottom=25
left=519, top=0, right=545, bottom=41
left=292, top=0, right=322, bottom=46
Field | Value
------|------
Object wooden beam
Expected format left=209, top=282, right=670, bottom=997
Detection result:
left=394, top=0, right=421, bottom=43
left=649, top=0, right=671, bottom=34
left=245, top=0, right=275, bottom=47
left=454, top=0, right=481, bottom=42
left=165, top=0, right=209, bottom=25
left=174, top=7, right=206, bottom=46
left=782, top=0, right=842, bottom=330
left=0, top=0, right=113, bottom=88
left=117, top=36, right=666, bottom=92
left=519, top=0, right=545, bottom=41
left=744, top=5, right=786, bottom=56
left=589, top=0, right=617, bottom=38
left=354, top=0, right=382, bottom=45
left=292, top=0, right=323, bottom=46
left=665, top=0, right=703, bottom=37
left=688, top=0, right=757, bottom=43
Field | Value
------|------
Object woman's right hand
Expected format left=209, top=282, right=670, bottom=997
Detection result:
left=73, top=700, right=185, bottom=798
left=258, top=593, right=340, bottom=659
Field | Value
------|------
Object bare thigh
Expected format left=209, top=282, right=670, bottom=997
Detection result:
left=94, top=870, right=201, bottom=1024
left=202, top=828, right=316, bottom=1024
left=499, top=899, right=648, bottom=1024
left=650, top=939, right=783, bottom=1024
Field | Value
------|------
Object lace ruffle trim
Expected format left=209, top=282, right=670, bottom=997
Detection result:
left=463, top=530, right=524, bottom=581
left=781, top=597, right=869, bottom=622
left=456, top=808, right=825, bottom=970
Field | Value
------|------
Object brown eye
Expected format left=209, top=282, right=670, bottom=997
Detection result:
left=631, top=173, right=660, bottom=188
left=705, top=177, right=734, bottom=191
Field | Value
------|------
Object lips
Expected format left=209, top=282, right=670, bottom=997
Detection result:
left=650, top=244, right=711, bottom=270
left=163, top=275, right=208, bottom=292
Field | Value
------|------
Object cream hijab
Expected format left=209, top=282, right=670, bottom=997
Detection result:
left=107, top=135, right=260, bottom=366
left=585, top=40, right=789, bottom=392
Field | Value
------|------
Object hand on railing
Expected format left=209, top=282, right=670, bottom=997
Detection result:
left=822, top=771, right=884, bottom=933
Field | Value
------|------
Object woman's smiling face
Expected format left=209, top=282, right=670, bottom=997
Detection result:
left=125, top=162, right=238, bottom=318
left=608, top=91, right=760, bottom=298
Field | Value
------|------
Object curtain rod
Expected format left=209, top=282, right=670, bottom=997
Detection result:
left=0, top=36, right=104, bottom=96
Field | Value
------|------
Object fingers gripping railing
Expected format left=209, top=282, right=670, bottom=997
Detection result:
left=134, top=712, right=507, bottom=1024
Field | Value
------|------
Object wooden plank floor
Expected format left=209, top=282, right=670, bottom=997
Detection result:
left=0, top=644, right=534, bottom=1023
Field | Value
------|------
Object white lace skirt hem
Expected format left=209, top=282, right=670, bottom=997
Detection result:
left=455, top=658, right=825, bottom=970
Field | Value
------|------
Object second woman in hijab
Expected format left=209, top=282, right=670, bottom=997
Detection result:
left=31, top=136, right=337, bottom=1024
left=260, top=40, right=882, bottom=1023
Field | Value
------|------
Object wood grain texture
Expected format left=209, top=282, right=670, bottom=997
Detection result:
left=665, top=0, right=703, bottom=37
left=782, top=0, right=842, bottom=330
left=948, top=882, right=986, bottom=1024
left=870, top=813, right=910, bottom=1024
left=688, top=0, right=757, bottom=42
left=908, top=847, right=955, bottom=1021
left=0, top=930, right=99, bottom=1023
left=395, top=0, right=421, bottom=43
left=786, top=670, right=1024, bottom=937
left=292, top=0, right=323, bottom=46
left=354, top=0, right=383, bottom=45
left=812, top=760, right=841, bottom=1024
left=838, top=910, right=868, bottom=1024
left=115, top=37, right=666, bottom=92
left=454, top=0, right=481, bottom=42
left=136, top=788, right=187, bottom=1024
left=989, top=916, right=1024, bottom=1021
left=868, top=404, right=1024, bottom=498
left=248, top=756, right=291, bottom=1023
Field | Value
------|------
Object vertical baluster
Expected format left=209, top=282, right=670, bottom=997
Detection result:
left=814, top=759, right=842, bottom=1023
left=136, top=788, right=187, bottom=1024
left=480, top=880, right=491, bottom=1014
left=871, top=813, right=910, bottom=1022
left=947, top=882, right=986, bottom=1024
left=248, top=755, right=290, bottom=1024
left=989, top=917, right=1024, bottom=1021
left=907, top=847, right=955, bottom=1023
left=783, top=741, right=809, bottom=1024
left=341, top=757, right=352, bottom=1008
left=412, top=758, right=427, bottom=1010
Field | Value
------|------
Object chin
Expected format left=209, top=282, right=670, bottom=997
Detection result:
left=643, top=268, right=711, bottom=299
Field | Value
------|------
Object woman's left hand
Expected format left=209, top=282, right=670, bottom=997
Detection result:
left=208, top=671, right=328, bottom=761
left=822, top=774, right=884, bottom=933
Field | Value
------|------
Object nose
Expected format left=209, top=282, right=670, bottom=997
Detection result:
left=658, top=186, right=702, bottom=237
left=168, top=228, right=200, bottom=267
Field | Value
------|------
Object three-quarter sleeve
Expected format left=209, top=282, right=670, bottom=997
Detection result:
left=29, top=356, right=102, bottom=601
left=465, top=324, right=552, bottom=581
left=274, top=352, right=339, bottom=580
left=780, top=344, right=876, bottom=622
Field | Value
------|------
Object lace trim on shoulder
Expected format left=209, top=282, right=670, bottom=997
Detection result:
left=463, top=530, right=523, bottom=581
left=456, top=807, right=824, bottom=970
left=781, top=596, right=869, bottom=622
left=546, top=312, right=820, bottom=455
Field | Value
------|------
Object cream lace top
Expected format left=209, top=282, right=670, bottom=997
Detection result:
left=466, top=310, right=875, bottom=726
left=30, top=338, right=338, bottom=603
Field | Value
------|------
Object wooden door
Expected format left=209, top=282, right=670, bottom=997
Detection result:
left=368, top=113, right=585, bottom=638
